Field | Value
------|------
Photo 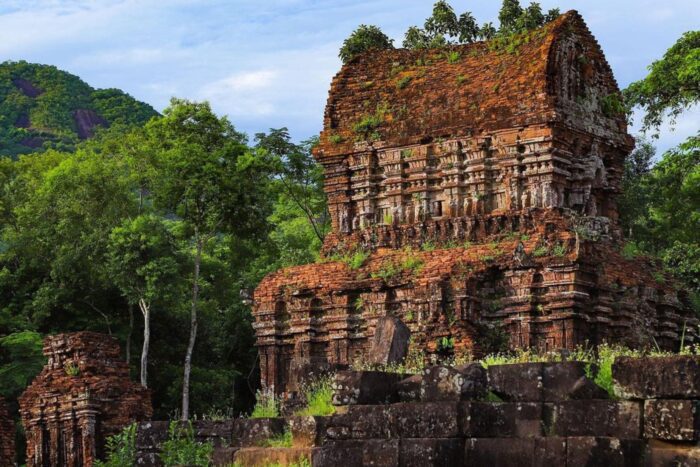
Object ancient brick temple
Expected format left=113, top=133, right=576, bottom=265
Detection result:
left=19, top=332, right=151, bottom=467
left=0, top=396, right=15, bottom=467
left=253, top=11, right=698, bottom=395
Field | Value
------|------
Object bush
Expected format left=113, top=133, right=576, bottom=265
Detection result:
left=261, top=429, right=293, bottom=447
left=95, top=424, right=136, bottom=467
left=159, top=421, right=213, bottom=467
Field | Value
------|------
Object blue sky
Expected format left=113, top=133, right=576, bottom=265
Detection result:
left=1, top=0, right=698, bottom=153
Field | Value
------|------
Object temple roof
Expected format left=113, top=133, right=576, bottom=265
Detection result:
left=316, top=11, right=627, bottom=159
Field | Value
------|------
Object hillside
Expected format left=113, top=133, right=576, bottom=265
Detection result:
left=0, top=61, right=158, bottom=158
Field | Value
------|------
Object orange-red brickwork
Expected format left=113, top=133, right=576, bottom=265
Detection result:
left=253, top=11, right=697, bottom=396
left=19, top=332, right=151, bottom=467
left=0, top=397, right=14, bottom=467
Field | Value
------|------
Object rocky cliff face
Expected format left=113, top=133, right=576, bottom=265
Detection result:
left=253, top=11, right=697, bottom=397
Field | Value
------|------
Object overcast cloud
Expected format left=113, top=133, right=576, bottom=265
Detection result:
left=1, top=0, right=698, bottom=153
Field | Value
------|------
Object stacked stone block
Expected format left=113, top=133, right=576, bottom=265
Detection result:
left=134, top=356, right=700, bottom=466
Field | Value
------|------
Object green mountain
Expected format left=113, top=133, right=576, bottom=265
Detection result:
left=0, top=61, right=159, bottom=157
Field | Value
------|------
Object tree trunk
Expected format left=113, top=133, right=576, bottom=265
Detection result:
left=126, top=303, right=134, bottom=364
left=182, top=235, right=203, bottom=421
left=138, top=298, right=150, bottom=388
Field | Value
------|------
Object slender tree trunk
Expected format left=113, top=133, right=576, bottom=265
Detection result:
left=139, top=298, right=150, bottom=388
left=126, top=303, right=134, bottom=364
left=182, top=235, right=203, bottom=421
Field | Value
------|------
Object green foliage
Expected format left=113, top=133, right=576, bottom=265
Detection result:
left=95, top=424, right=137, bottom=467
left=437, top=336, right=455, bottom=351
left=352, top=103, right=389, bottom=140
left=420, top=240, right=436, bottom=252
left=445, top=51, right=461, bottom=64
left=0, top=331, right=44, bottom=398
left=159, top=421, right=213, bottom=467
left=532, top=244, right=548, bottom=257
left=295, top=375, right=336, bottom=417
left=600, top=93, right=626, bottom=117
left=250, top=389, right=280, bottom=418
left=262, top=430, right=293, bottom=448
left=624, top=31, right=700, bottom=133
left=396, top=76, right=412, bottom=89
left=551, top=243, right=566, bottom=257
left=339, top=25, right=394, bottom=64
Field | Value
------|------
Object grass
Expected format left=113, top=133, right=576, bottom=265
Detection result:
left=532, top=245, right=549, bottom=257
left=445, top=50, right=461, bottom=64
left=295, top=375, right=336, bottom=417
left=261, top=430, right=293, bottom=448
left=250, top=389, right=279, bottom=418
left=328, top=134, right=343, bottom=144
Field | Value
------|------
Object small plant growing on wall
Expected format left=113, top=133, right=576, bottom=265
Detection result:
left=396, top=76, right=412, bottom=89
left=64, top=361, right=80, bottom=377
left=445, top=50, right=461, bottom=64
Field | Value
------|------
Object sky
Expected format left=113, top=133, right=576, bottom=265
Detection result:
left=1, top=0, right=698, bottom=153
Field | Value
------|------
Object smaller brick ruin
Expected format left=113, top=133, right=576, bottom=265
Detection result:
left=19, top=332, right=152, bottom=467
left=0, top=396, right=15, bottom=467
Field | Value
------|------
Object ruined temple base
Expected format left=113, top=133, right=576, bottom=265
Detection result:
left=136, top=356, right=700, bottom=466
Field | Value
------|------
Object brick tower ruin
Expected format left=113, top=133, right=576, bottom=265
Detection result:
left=0, top=397, right=15, bottom=467
left=19, top=332, right=151, bottom=467
left=253, top=11, right=698, bottom=396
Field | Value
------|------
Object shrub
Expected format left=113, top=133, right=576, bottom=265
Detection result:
left=295, top=375, right=336, bottom=417
left=95, top=424, right=136, bottom=467
left=445, top=50, right=461, bottom=64
left=159, top=421, right=213, bottom=467
left=552, top=243, right=567, bottom=257
left=250, top=388, right=279, bottom=418
left=421, top=240, right=436, bottom=252
left=532, top=244, right=549, bottom=257
left=329, top=134, right=344, bottom=144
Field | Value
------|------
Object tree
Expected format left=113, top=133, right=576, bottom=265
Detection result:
left=339, top=25, right=394, bottom=64
left=146, top=98, right=271, bottom=420
left=107, top=215, right=182, bottom=388
left=624, top=31, right=700, bottom=133
left=254, top=129, right=328, bottom=244
left=618, top=137, right=655, bottom=239
left=498, top=0, right=524, bottom=33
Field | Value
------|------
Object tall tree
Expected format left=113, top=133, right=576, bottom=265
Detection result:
left=145, top=98, right=270, bottom=420
left=107, top=215, right=182, bottom=388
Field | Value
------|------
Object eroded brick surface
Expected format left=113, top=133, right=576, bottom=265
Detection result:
left=19, top=332, right=152, bottom=467
left=644, top=400, right=700, bottom=441
left=253, top=10, right=696, bottom=397
left=614, top=356, right=700, bottom=400
left=0, top=397, right=14, bottom=467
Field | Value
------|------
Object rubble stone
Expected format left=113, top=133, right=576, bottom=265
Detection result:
left=331, top=371, right=402, bottom=405
left=644, top=400, right=700, bottom=441
left=613, top=356, right=700, bottom=399
left=369, top=316, right=410, bottom=366
left=461, top=402, right=543, bottom=438
left=543, top=400, right=641, bottom=438
left=420, top=364, right=487, bottom=401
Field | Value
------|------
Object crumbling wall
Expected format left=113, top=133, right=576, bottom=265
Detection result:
left=19, top=332, right=152, bottom=467
left=0, top=397, right=14, bottom=467
left=134, top=356, right=700, bottom=466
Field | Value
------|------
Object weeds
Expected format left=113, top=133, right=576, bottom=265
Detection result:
left=396, top=76, right=412, bottom=89
left=159, top=421, right=213, bottom=467
left=261, top=430, right=293, bottom=448
left=295, top=375, right=336, bottom=417
left=250, top=388, right=279, bottom=418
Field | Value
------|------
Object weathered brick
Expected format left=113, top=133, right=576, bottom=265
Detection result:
left=0, top=397, right=14, bottom=467
left=644, top=440, right=700, bottom=467
left=288, top=415, right=330, bottom=447
left=390, top=402, right=460, bottom=438
left=315, top=440, right=399, bottom=467
left=614, top=356, right=700, bottom=399
left=332, top=371, right=402, bottom=405
left=644, top=400, right=700, bottom=441
left=465, top=437, right=567, bottom=466
left=461, top=402, right=543, bottom=438
left=421, top=364, right=487, bottom=401
left=232, top=418, right=287, bottom=447
left=544, top=401, right=641, bottom=438
left=399, top=438, right=463, bottom=467
left=488, top=363, right=544, bottom=401
left=542, top=362, right=608, bottom=401
left=566, top=437, right=644, bottom=467
left=325, top=405, right=394, bottom=440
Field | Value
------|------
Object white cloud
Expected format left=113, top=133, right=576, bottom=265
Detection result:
left=199, top=70, right=279, bottom=117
